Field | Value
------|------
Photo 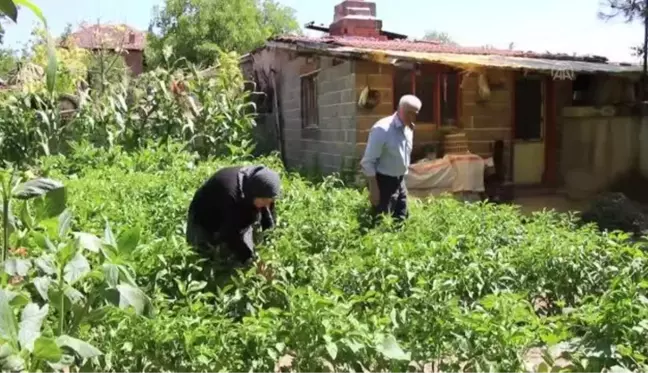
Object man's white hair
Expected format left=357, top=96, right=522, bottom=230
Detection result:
left=398, top=94, right=422, bottom=111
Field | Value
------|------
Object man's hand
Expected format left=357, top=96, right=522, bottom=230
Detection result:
left=368, top=177, right=380, bottom=207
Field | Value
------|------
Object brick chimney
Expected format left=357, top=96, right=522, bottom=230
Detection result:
left=329, top=0, right=384, bottom=39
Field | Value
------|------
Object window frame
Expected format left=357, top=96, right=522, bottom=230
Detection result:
left=300, top=70, right=319, bottom=129
left=392, top=65, right=462, bottom=127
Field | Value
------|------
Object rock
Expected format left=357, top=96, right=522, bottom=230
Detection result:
left=580, top=192, right=648, bottom=236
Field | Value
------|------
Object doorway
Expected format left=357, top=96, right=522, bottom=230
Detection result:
left=513, top=76, right=545, bottom=185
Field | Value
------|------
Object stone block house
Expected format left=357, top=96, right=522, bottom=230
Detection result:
left=66, top=24, right=147, bottom=76
left=242, top=0, right=644, bottom=192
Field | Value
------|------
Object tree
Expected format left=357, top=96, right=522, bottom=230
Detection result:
left=146, top=0, right=300, bottom=67
left=422, top=30, right=455, bottom=45
left=59, top=22, right=73, bottom=43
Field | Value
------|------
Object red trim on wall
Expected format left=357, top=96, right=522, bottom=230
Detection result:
left=410, top=71, right=416, bottom=93
left=543, top=77, right=558, bottom=186
left=456, top=73, right=463, bottom=128
left=509, top=71, right=517, bottom=182
left=434, top=72, right=441, bottom=127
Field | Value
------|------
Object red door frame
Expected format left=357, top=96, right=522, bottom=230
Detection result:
left=510, top=72, right=558, bottom=186
left=543, top=76, right=558, bottom=186
left=398, top=64, right=462, bottom=128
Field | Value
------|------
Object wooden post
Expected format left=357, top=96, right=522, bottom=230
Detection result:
left=270, top=71, right=285, bottom=164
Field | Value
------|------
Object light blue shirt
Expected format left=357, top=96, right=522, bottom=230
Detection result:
left=360, top=113, right=414, bottom=177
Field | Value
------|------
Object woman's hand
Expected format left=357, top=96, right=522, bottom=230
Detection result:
left=256, top=260, right=274, bottom=281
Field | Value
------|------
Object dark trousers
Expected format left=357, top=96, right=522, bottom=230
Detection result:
left=373, top=172, right=408, bottom=222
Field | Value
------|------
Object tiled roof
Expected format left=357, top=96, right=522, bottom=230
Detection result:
left=68, top=24, right=146, bottom=51
left=270, top=35, right=610, bottom=63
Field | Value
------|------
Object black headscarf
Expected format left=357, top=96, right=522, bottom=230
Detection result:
left=239, top=165, right=281, bottom=201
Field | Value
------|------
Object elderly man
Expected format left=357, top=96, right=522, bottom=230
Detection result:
left=360, top=94, right=421, bottom=222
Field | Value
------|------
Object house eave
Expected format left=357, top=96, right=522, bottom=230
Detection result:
left=262, top=41, right=643, bottom=77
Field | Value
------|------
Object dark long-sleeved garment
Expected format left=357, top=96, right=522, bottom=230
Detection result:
left=186, top=165, right=278, bottom=264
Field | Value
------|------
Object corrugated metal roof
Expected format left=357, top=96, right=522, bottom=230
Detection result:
left=342, top=47, right=643, bottom=74
left=266, top=35, right=641, bottom=75
left=273, top=35, right=538, bottom=57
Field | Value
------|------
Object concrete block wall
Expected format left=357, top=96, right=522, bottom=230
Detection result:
left=354, top=61, right=440, bottom=162
left=279, top=55, right=357, bottom=174
left=460, top=70, right=513, bottom=176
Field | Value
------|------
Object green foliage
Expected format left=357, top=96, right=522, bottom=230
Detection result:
left=28, top=29, right=90, bottom=94
left=0, top=167, right=151, bottom=372
left=422, top=30, right=455, bottom=44
left=146, top=0, right=300, bottom=66
left=20, top=142, right=648, bottom=372
left=0, top=48, right=17, bottom=78
left=0, top=0, right=58, bottom=93
left=85, top=51, right=128, bottom=95
left=0, top=48, right=257, bottom=165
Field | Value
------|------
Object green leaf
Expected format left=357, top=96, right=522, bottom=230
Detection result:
left=116, top=284, right=154, bottom=317
left=103, top=221, right=116, bottom=248
left=33, top=336, right=62, bottom=362
left=0, top=291, right=18, bottom=343
left=12, top=178, right=64, bottom=200
left=103, top=263, right=119, bottom=287
left=3, top=257, right=32, bottom=276
left=64, top=286, right=85, bottom=305
left=74, top=232, right=101, bottom=253
left=0, top=354, right=24, bottom=371
left=13, top=0, right=57, bottom=95
left=34, top=254, right=56, bottom=275
left=13, top=0, right=46, bottom=26
left=0, top=0, right=17, bottom=22
left=2, top=289, right=29, bottom=308
left=537, top=361, right=550, bottom=373
left=63, top=252, right=90, bottom=284
left=325, top=340, right=338, bottom=361
left=56, top=243, right=77, bottom=268
left=32, top=276, right=51, bottom=301
left=57, top=209, right=72, bottom=239
left=19, top=202, right=33, bottom=229
left=18, top=303, right=48, bottom=351
left=33, top=186, right=67, bottom=220
left=56, top=335, right=102, bottom=359
left=0, top=343, right=13, bottom=359
left=376, top=334, right=410, bottom=361
left=117, top=226, right=140, bottom=255
left=32, top=232, right=56, bottom=252
left=45, top=35, right=57, bottom=93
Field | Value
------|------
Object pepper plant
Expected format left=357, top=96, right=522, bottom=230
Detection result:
left=1, top=172, right=153, bottom=372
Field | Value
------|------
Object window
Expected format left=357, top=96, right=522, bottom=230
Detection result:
left=301, top=73, right=318, bottom=128
left=393, top=68, right=413, bottom=110
left=392, top=67, right=459, bottom=125
left=415, top=72, right=435, bottom=123
left=440, top=72, right=458, bottom=126
left=572, top=74, right=594, bottom=106
left=514, top=78, right=543, bottom=140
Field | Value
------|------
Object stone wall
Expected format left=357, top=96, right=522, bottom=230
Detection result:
left=279, top=55, right=357, bottom=174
